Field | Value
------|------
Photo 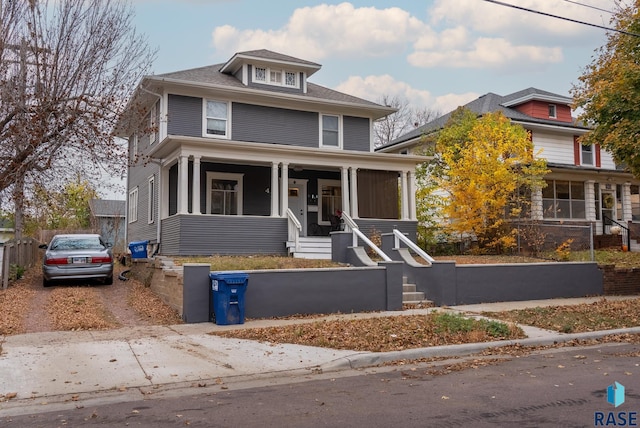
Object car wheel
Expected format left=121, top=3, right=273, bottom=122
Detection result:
left=43, top=278, right=52, bottom=287
left=104, top=276, right=113, bottom=285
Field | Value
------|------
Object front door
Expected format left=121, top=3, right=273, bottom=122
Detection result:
left=601, top=189, right=616, bottom=231
left=288, top=179, right=307, bottom=236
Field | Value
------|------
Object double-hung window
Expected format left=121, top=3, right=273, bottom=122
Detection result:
left=128, top=187, right=139, bottom=223
left=581, top=144, right=594, bottom=165
left=321, top=114, right=340, bottom=148
left=204, top=100, right=229, bottom=138
left=206, top=172, right=243, bottom=215
left=148, top=176, right=155, bottom=224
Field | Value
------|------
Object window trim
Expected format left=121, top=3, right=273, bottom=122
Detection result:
left=205, top=172, right=244, bottom=215
left=203, top=99, right=230, bottom=139
left=581, top=143, right=594, bottom=166
left=318, top=179, right=342, bottom=226
left=320, top=114, right=342, bottom=148
left=147, top=176, right=155, bottom=225
left=542, top=179, right=586, bottom=220
left=252, top=66, right=299, bottom=88
left=149, top=103, right=157, bottom=144
left=548, top=104, right=557, bottom=119
left=128, top=187, right=139, bottom=224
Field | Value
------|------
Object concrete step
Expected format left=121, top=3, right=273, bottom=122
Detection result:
left=403, top=283, right=417, bottom=292
left=403, top=291, right=425, bottom=302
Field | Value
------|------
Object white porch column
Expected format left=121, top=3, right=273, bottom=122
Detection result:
left=270, top=162, right=279, bottom=217
left=585, top=180, right=596, bottom=221
left=178, top=155, right=189, bottom=214
left=408, top=170, right=417, bottom=221
left=349, top=167, right=358, bottom=218
left=623, top=182, right=632, bottom=222
left=341, top=167, right=349, bottom=215
left=531, top=187, right=543, bottom=221
left=400, top=170, right=409, bottom=220
left=192, top=156, right=201, bottom=215
left=280, top=162, right=289, bottom=216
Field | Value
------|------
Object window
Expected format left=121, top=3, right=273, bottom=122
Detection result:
left=581, top=144, right=593, bottom=165
left=318, top=179, right=342, bottom=225
left=255, top=67, right=266, bottom=81
left=548, top=104, right=557, bottom=118
left=285, top=72, right=297, bottom=86
left=631, top=185, right=640, bottom=221
left=252, top=66, right=299, bottom=88
left=204, top=100, right=229, bottom=138
left=542, top=180, right=585, bottom=219
left=131, top=134, right=138, bottom=160
left=321, top=114, right=340, bottom=147
left=270, top=70, right=281, bottom=84
left=128, top=187, right=138, bottom=223
left=148, top=176, right=155, bottom=224
left=594, top=183, right=601, bottom=220
left=206, top=172, right=243, bottom=215
left=616, top=184, right=623, bottom=221
left=149, top=103, right=158, bottom=144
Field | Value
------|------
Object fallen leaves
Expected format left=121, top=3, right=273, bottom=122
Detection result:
left=48, top=287, right=117, bottom=331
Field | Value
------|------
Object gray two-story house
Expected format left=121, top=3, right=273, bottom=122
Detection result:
left=117, top=50, right=425, bottom=257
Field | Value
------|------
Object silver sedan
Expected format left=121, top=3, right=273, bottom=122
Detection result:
left=40, top=234, right=114, bottom=287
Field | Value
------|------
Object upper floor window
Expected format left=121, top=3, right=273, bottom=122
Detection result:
left=148, top=176, right=155, bottom=224
left=128, top=187, right=139, bottom=223
left=321, top=114, right=340, bottom=148
left=581, top=144, right=593, bottom=165
left=204, top=100, right=229, bottom=138
left=548, top=104, right=557, bottom=118
left=149, top=103, right=158, bottom=144
left=130, top=134, right=138, bottom=160
left=253, top=66, right=298, bottom=88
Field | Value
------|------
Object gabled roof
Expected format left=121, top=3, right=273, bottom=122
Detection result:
left=89, top=199, right=126, bottom=218
left=378, top=87, right=588, bottom=152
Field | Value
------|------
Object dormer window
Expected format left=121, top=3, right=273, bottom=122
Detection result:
left=253, top=66, right=298, bottom=88
left=548, top=104, right=557, bottom=118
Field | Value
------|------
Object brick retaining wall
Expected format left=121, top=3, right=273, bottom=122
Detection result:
left=600, top=265, right=640, bottom=295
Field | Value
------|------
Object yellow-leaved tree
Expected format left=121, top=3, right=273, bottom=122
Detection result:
left=437, top=108, right=548, bottom=253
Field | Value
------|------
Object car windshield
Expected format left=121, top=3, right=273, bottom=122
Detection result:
left=50, top=237, right=105, bottom=251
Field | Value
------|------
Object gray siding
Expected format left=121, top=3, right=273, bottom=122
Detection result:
left=232, top=103, right=318, bottom=147
left=343, top=116, right=371, bottom=152
left=167, top=94, right=202, bottom=137
left=161, top=215, right=288, bottom=256
left=127, top=161, right=160, bottom=245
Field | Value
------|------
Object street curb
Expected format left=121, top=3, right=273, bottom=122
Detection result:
left=320, top=326, right=640, bottom=370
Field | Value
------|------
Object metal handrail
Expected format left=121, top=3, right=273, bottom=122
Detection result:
left=339, top=212, right=392, bottom=262
left=603, top=215, right=631, bottom=250
left=286, top=208, right=301, bottom=252
left=393, top=229, right=435, bottom=265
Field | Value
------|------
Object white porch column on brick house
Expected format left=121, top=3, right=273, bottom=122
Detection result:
left=408, top=170, right=417, bottom=221
left=400, top=170, right=409, bottom=220
left=178, top=155, right=189, bottom=214
left=623, top=182, right=632, bottom=221
left=280, top=162, right=289, bottom=216
left=531, top=187, right=543, bottom=221
left=349, top=167, right=358, bottom=218
left=341, top=167, right=349, bottom=215
left=192, top=156, right=201, bottom=215
left=585, top=180, right=596, bottom=221
left=270, top=162, right=279, bottom=217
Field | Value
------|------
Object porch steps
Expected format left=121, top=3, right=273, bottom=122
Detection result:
left=287, top=237, right=332, bottom=260
left=402, top=276, right=432, bottom=306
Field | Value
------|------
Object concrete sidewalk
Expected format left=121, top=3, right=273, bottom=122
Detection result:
left=1, top=296, right=639, bottom=417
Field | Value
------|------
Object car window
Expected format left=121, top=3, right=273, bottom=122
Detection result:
left=50, top=237, right=105, bottom=250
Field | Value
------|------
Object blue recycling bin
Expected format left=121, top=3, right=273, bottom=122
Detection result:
left=128, top=240, right=148, bottom=259
left=209, top=272, right=249, bottom=325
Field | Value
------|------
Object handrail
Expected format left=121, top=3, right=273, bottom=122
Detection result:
left=393, top=229, right=435, bottom=265
left=339, top=212, right=392, bottom=262
left=603, top=215, right=631, bottom=250
left=286, top=208, right=302, bottom=252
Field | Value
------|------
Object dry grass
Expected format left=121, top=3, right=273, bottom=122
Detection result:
left=173, top=255, right=341, bottom=271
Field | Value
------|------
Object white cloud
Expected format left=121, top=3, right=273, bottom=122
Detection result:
left=334, top=74, right=477, bottom=114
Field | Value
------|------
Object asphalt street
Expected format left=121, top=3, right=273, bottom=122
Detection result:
left=2, top=341, right=638, bottom=427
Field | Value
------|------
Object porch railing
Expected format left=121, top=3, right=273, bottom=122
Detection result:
left=286, top=208, right=301, bottom=252
left=603, top=215, right=631, bottom=250
left=340, top=212, right=392, bottom=262
left=393, top=228, right=435, bottom=265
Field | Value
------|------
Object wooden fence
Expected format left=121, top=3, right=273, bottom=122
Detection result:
left=1, top=238, right=42, bottom=290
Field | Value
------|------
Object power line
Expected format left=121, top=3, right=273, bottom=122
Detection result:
left=482, top=0, right=640, bottom=38
left=563, top=0, right=614, bottom=15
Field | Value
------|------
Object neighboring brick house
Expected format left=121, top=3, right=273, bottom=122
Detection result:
left=116, top=50, right=426, bottom=258
left=378, top=88, right=640, bottom=251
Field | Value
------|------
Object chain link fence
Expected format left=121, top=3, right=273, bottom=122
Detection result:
left=515, top=222, right=594, bottom=261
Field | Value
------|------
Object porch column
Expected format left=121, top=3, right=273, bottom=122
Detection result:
left=400, top=170, right=409, bottom=220
left=178, top=155, right=189, bottom=214
left=585, top=180, right=596, bottom=221
left=623, top=182, right=632, bottom=221
left=270, top=162, right=279, bottom=217
left=341, top=167, right=349, bottom=215
left=192, top=156, right=201, bottom=215
left=349, top=167, right=358, bottom=218
left=531, top=187, right=543, bottom=221
left=280, top=162, right=289, bottom=216
left=408, top=170, right=417, bottom=221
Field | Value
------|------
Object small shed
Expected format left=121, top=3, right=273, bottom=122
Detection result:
left=89, top=199, right=126, bottom=253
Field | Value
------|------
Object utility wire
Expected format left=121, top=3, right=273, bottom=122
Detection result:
left=482, top=0, right=640, bottom=38
left=563, top=0, right=614, bottom=15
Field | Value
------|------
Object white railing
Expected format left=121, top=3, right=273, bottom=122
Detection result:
left=393, top=229, right=435, bottom=265
left=340, top=212, right=392, bottom=262
left=286, top=208, right=302, bottom=252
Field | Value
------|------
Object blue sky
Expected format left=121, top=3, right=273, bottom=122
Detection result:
left=132, top=0, right=612, bottom=114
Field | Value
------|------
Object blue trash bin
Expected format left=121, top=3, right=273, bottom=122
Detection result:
left=209, top=272, right=249, bottom=325
left=128, top=240, right=148, bottom=259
